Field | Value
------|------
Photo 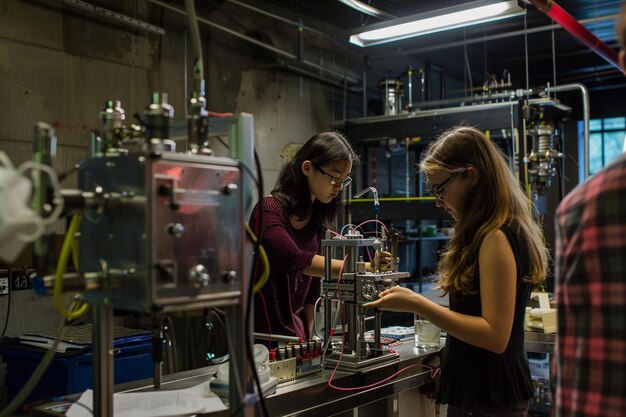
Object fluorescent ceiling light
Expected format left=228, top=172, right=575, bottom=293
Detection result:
left=350, top=0, right=525, bottom=47
left=337, top=0, right=397, bottom=19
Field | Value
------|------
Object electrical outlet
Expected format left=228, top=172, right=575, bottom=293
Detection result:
left=0, top=277, right=8, bottom=295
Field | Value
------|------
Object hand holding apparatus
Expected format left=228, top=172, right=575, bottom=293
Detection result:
left=377, top=250, right=392, bottom=271
left=362, top=285, right=420, bottom=312
left=367, top=250, right=392, bottom=272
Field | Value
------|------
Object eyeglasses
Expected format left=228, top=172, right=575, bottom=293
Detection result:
left=431, top=169, right=465, bottom=199
left=312, top=164, right=352, bottom=189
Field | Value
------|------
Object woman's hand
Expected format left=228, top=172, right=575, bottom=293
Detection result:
left=378, top=250, right=392, bottom=270
left=362, top=285, right=420, bottom=313
left=366, top=250, right=392, bottom=272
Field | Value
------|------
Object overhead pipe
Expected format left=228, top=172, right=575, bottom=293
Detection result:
left=59, top=0, right=165, bottom=35
left=336, top=0, right=397, bottom=19
left=544, top=83, right=590, bottom=180
left=228, top=0, right=343, bottom=46
left=529, top=0, right=625, bottom=75
left=148, top=0, right=297, bottom=60
left=185, top=0, right=204, bottom=94
left=147, top=0, right=361, bottom=86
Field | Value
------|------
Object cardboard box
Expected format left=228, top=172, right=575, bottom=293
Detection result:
left=525, top=292, right=557, bottom=334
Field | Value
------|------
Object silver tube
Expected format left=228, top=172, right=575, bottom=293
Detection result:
left=411, top=89, right=531, bottom=109
left=374, top=311, right=382, bottom=348
left=60, top=0, right=165, bottom=35
left=184, top=0, right=204, bottom=93
left=357, top=312, right=367, bottom=358
left=545, top=83, right=589, bottom=179
left=420, top=69, right=425, bottom=103
left=324, top=234, right=333, bottom=347
left=227, top=0, right=342, bottom=45
left=253, top=332, right=301, bottom=343
left=324, top=297, right=332, bottom=352
left=347, top=303, right=357, bottom=354
left=147, top=0, right=296, bottom=60
left=348, top=97, right=550, bottom=125
left=93, top=306, right=114, bottom=417
left=407, top=67, right=413, bottom=108
left=405, top=138, right=409, bottom=198
left=32, top=123, right=57, bottom=274
left=337, top=0, right=397, bottom=19
left=148, top=0, right=361, bottom=85
left=362, top=70, right=367, bottom=117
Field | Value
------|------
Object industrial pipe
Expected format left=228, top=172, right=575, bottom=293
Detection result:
left=148, top=0, right=361, bottom=86
left=529, top=0, right=625, bottom=75
left=545, top=83, right=590, bottom=180
left=185, top=0, right=204, bottom=93
left=336, top=0, right=397, bottom=19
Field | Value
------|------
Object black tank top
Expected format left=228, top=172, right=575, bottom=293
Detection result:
left=435, top=224, right=534, bottom=406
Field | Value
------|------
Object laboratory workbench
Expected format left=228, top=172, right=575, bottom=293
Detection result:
left=30, top=332, right=555, bottom=417
left=32, top=338, right=441, bottom=417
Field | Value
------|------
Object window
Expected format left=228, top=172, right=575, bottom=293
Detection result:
left=579, top=117, right=626, bottom=177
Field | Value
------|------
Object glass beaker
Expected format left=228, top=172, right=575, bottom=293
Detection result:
left=414, top=317, right=440, bottom=348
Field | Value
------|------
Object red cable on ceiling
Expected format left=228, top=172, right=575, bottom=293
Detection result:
left=529, top=0, right=625, bottom=75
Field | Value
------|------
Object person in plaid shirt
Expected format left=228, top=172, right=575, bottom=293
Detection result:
left=554, top=5, right=626, bottom=416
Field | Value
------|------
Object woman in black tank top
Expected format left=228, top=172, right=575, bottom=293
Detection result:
left=365, top=126, right=549, bottom=416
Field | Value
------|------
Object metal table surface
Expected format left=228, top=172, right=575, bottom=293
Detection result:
left=32, top=332, right=555, bottom=416
left=259, top=341, right=441, bottom=417
left=148, top=339, right=440, bottom=417
left=524, top=331, right=556, bottom=354
left=32, top=339, right=441, bottom=417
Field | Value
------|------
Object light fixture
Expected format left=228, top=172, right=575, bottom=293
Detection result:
left=350, top=0, right=526, bottom=47
left=337, top=0, right=397, bottom=19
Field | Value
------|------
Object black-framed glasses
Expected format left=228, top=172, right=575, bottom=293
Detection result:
left=431, top=169, right=465, bottom=199
left=312, top=164, right=352, bottom=189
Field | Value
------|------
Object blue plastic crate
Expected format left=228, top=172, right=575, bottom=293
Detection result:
left=0, top=337, right=153, bottom=404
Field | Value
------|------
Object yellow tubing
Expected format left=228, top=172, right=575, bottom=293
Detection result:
left=54, top=213, right=88, bottom=320
left=245, top=224, right=270, bottom=294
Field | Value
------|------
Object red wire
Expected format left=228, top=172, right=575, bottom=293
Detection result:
left=328, top=363, right=439, bottom=391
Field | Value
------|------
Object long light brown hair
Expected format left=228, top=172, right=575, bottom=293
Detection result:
left=420, top=126, right=548, bottom=296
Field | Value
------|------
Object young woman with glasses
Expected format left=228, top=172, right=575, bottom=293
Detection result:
left=365, top=126, right=548, bottom=417
left=249, top=131, right=388, bottom=343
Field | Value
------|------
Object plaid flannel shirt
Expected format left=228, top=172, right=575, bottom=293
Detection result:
left=554, top=153, right=626, bottom=417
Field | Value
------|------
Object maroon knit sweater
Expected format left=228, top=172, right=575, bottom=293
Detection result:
left=249, top=196, right=323, bottom=341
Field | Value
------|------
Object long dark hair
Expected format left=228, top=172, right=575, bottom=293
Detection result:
left=420, top=126, right=548, bottom=296
left=272, top=131, right=358, bottom=229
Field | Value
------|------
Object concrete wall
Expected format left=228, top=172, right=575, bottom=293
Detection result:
left=0, top=0, right=359, bottom=337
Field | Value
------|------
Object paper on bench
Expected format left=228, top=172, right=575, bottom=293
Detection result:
left=66, top=380, right=227, bottom=417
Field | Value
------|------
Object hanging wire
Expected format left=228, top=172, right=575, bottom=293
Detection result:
left=464, top=29, right=473, bottom=96
left=524, top=12, right=530, bottom=97
left=483, top=28, right=488, bottom=86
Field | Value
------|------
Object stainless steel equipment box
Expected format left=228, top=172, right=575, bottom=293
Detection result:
left=77, top=152, right=244, bottom=313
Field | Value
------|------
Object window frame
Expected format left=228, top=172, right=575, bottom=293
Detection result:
left=579, top=116, right=626, bottom=179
